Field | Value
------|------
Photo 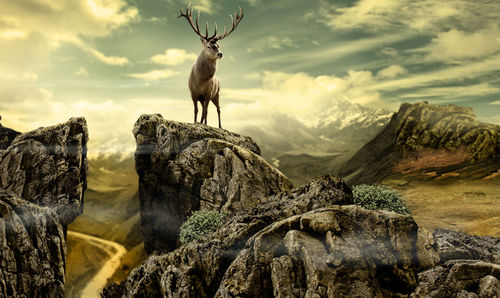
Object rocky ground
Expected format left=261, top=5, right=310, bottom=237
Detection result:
left=103, top=115, right=500, bottom=297
left=0, top=117, right=88, bottom=297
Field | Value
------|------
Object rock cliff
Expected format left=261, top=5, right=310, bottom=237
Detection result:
left=104, top=116, right=499, bottom=297
left=133, top=114, right=292, bottom=253
left=0, top=118, right=88, bottom=297
left=339, top=101, right=500, bottom=184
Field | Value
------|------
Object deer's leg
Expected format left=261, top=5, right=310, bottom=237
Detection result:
left=202, top=100, right=209, bottom=125
left=213, top=93, right=221, bottom=128
left=193, top=99, right=198, bottom=123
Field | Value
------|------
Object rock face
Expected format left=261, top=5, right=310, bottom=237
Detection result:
left=339, top=101, right=500, bottom=184
left=217, top=206, right=424, bottom=297
left=0, top=118, right=88, bottom=297
left=133, top=115, right=292, bottom=253
left=104, top=175, right=354, bottom=297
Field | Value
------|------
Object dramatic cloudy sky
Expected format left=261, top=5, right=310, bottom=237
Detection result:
left=1, top=0, right=500, bottom=156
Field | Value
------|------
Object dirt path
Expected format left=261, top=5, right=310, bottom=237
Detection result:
left=67, top=231, right=127, bottom=298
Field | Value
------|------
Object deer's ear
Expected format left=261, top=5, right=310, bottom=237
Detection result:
left=200, top=37, right=207, bottom=45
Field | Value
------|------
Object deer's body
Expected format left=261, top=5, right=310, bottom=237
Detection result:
left=189, top=50, right=220, bottom=127
left=178, top=3, right=243, bottom=128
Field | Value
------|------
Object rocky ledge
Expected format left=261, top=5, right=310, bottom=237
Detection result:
left=104, top=117, right=499, bottom=297
left=133, top=114, right=292, bottom=253
left=0, top=118, right=88, bottom=297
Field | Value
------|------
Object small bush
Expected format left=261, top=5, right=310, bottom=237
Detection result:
left=352, top=184, right=411, bottom=215
left=179, top=210, right=226, bottom=244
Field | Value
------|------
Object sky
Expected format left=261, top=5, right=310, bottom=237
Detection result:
left=1, top=0, right=500, bottom=157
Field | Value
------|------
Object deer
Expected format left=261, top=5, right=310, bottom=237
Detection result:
left=178, top=3, right=244, bottom=129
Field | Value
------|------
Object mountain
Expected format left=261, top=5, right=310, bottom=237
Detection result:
left=242, top=100, right=393, bottom=185
left=104, top=116, right=500, bottom=298
left=338, top=101, right=500, bottom=185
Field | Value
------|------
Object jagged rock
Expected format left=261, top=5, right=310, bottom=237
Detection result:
left=413, top=260, right=500, bottom=297
left=217, top=206, right=423, bottom=297
left=103, top=175, right=353, bottom=297
left=433, top=229, right=500, bottom=264
left=339, top=101, right=500, bottom=184
left=0, top=188, right=66, bottom=298
left=0, top=117, right=88, bottom=225
left=133, top=115, right=292, bottom=253
left=0, top=117, right=20, bottom=151
left=0, top=118, right=88, bottom=297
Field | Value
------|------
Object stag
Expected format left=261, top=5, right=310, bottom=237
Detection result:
left=178, top=3, right=244, bottom=128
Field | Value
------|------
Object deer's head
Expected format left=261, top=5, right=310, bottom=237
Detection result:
left=178, top=3, right=244, bottom=60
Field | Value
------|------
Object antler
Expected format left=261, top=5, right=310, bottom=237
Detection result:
left=177, top=2, right=218, bottom=41
left=216, top=7, right=244, bottom=41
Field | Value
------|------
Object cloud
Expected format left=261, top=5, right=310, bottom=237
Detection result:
left=74, top=40, right=130, bottom=65
left=171, top=0, right=216, bottom=14
left=76, top=67, right=89, bottom=77
left=222, top=71, right=384, bottom=128
left=267, top=36, right=299, bottom=49
left=128, top=69, right=179, bottom=80
left=318, top=0, right=500, bottom=33
left=425, top=28, right=500, bottom=62
left=151, top=49, right=197, bottom=66
left=376, top=65, right=407, bottom=79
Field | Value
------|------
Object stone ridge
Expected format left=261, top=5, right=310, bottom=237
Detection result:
left=133, top=115, right=289, bottom=253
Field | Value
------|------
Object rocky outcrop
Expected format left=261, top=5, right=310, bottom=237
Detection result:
left=339, top=102, right=500, bottom=184
left=0, top=118, right=88, bottom=297
left=133, top=115, right=292, bottom=253
left=217, top=206, right=426, bottom=297
left=0, top=117, right=88, bottom=225
left=0, top=189, right=66, bottom=297
left=104, top=175, right=354, bottom=297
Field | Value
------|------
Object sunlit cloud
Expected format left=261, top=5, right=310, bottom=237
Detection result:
left=376, top=65, right=407, bottom=79
left=424, top=27, right=500, bottom=62
left=150, top=49, right=197, bottom=66
left=128, top=69, right=179, bottom=80
left=318, top=0, right=500, bottom=34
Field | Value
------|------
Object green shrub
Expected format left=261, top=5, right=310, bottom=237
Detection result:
left=352, top=184, right=411, bottom=215
left=179, top=210, right=226, bottom=244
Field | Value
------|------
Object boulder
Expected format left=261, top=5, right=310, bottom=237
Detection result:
left=133, top=115, right=292, bottom=253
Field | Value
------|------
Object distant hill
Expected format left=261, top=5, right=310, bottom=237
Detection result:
left=338, top=101, right=500, bottom=184
left=242, top=100, right=393, bottom=185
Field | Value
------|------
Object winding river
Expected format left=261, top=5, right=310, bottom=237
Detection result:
left=67, top=231, right=127, bottom=298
